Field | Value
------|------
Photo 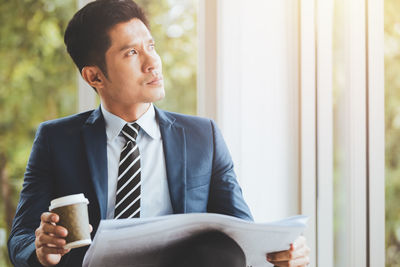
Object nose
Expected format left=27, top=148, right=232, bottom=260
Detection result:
left=142, top=51, right=161, bottom=73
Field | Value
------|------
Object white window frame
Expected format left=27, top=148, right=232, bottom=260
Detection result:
left=197, top=0, right=218, bottom=121
left=367, top=0, right=385, bottom=265
left=315, top=0, right=334, bottom=266
left=299, top=0, right=385, bottom=266
left=199, top=0, right=385, bottom=266
left=299, top=0, right=318, bottom=265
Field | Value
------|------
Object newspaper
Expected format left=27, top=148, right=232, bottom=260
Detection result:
left=83, top=213, right=308, bottom=267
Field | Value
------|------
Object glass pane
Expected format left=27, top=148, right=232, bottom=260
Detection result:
left=0, top=1, right=78, bottom=266
left=136, top=0, right=198, bottom=115
left=385, top=0, right=400, bottom=266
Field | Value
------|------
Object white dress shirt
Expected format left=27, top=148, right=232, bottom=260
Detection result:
left=101, top=103, right=173, bottom=219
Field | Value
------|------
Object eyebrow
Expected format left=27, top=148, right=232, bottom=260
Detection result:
left=118, top=38, right=155, bottom=52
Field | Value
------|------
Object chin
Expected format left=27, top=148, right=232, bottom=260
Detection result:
left=149, top=87, right=165, bottom=102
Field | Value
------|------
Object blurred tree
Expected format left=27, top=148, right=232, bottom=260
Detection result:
left=0, top=0, right=197, bottom=266
left=0, top=0, right=77, bottom=265
left=385, top=0, right=400, bottom=266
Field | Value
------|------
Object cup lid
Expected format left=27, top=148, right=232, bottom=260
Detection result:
left=49, top=193, right=89, bottom=211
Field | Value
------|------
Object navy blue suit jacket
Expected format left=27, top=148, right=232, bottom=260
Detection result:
left=8, top=106, right=253, bottom=266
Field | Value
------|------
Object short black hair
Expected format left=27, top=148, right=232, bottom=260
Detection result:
left=64, top=0, right=149, bottom=79
left=161, top=231, right=246, bottom=267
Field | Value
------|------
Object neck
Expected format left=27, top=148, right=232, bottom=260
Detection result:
left=102, top=102, right=151, bottom=122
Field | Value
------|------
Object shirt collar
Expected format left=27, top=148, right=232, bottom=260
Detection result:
left=135, top=103, right=160, bottom=139
left=101, top=103, right=160, bottom=142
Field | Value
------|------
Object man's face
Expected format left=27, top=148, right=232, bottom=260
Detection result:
left=99, top=18, right=164, bottom=106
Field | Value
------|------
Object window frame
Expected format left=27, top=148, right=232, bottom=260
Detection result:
left=300, top=0, right=385, bottom=266
left=367, top=0, right=385, bottom=265
left=200, top=0, right=385, bottom=266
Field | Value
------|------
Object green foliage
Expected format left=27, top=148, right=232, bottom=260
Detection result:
left=385, top=0, right=400, bottom=266
left=0, top=0, right=197, bottom=266
left=0, top=0, right=77, bottom=265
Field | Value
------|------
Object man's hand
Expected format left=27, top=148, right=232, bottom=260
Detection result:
left=266, top=236, right=310, bottom=267
left=35, top=212, right=70, bottom=266
left=34, top=212, right=93, bottom=266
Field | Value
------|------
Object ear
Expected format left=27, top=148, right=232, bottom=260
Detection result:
left=81, top=66, right=105, bottom=90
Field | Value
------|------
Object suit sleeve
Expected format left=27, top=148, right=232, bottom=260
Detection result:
left=7, top=123, right=69, bottom=267
left=207, top=120, right=254, bottom=221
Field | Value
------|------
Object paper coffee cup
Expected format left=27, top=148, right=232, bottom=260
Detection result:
left=49, top=193, right=91, bottom=249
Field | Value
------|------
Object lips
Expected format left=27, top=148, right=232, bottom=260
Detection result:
left=146, top=76, right=163, bottom=85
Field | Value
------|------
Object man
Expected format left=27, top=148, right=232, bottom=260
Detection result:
left=8, top=0, right=310, bottom=266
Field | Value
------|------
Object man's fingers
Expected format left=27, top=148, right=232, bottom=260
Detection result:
left=267, top=250, right=289, bottom=262
left=292, top=236, right=306, bottom=250
left=35, top=227, right=41, bottom=237
left=35, top=212, right=69, bottom=266
left=267, top=236, right=308, bottom=262
left=60, top=248, right=71, bottom=256
left=38, top=245, right=70, bottom=255
left=267, top=244, right=309, bottom=262
left=41, top=212, right=59, bottom=223
left=268, top=248, right=298, bottom=262
left=42, top=223, right=68, bottom=237
left=290, top=245, right=310, bottom=260
left=89, top=224, right=93, bottom=233
left=35, top=233, right=66, bottom=248
left=267, top=239, right=310, bottom=267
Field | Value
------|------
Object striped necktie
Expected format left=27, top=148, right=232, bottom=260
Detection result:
left=114, top=123, right=141, bottom=219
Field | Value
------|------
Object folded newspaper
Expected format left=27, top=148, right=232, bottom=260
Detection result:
left=83, top=213, right=308, bottom=267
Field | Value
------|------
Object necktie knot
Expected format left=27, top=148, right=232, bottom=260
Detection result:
left=122, top=123, right=140, bottom=142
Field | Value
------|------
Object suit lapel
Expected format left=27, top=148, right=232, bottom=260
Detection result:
left=155, top=107, right=187, bottom=214
left=82, top=107, right=108, bottom=219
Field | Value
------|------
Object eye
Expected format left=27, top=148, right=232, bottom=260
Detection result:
left=128, top=49, right=137, bottom=56
left=149, top=43, right=155, bottom=50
